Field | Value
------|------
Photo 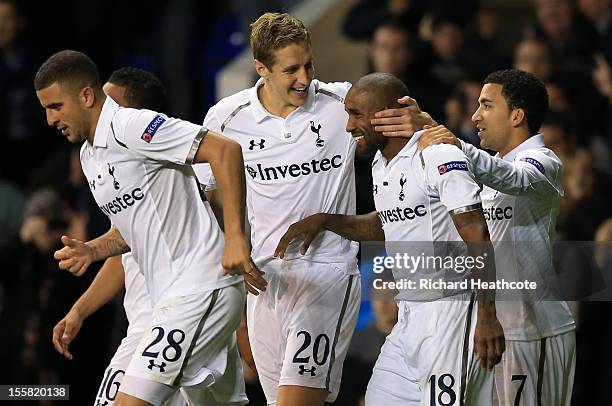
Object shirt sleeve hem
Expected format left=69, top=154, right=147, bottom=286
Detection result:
left=186, top=127, right=209, bottom=165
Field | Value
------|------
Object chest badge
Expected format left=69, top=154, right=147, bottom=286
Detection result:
left=310, top=121, right=324, bottom=147
left=399, top=173, right=407, bottom=201
left=108, top=163, right=120, bottom=190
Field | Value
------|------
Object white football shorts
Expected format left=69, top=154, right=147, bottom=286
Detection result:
left=247, top=260, right=360, bottom=404
left=365, top=291, right=494, bottom=406
left=494, top=331, right=575, bottom=406
left=119, top=284, right=248, bottom=405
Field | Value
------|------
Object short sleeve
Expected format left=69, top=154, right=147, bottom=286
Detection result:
left=203, top=106, right=223, bottom=133
left=422, top=144, right=482, bottom=212
left=117, top=109, right=206, bottom=165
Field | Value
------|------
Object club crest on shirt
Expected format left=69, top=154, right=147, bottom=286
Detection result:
left=107, top=163, right=121, bottom=190
left=520, top=157, right=545, bottom=174
left=399, top=173, right=407, bottom=201
left=437, top=161, right=468, bottom=175
left=310, top=120, right=324, bottom=147
left=141, top=114, right=166, bottom=143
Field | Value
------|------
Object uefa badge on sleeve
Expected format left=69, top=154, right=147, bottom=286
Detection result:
left=437, top=161, right=468, bottom=175
left=141, top=114, right=166, bottom=143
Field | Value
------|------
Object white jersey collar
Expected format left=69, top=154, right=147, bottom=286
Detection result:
left=248, top=77, right=316, bottom=122
left=501, top=133, right=545, bottom=162
left=93, top=96, right=119, bottom=148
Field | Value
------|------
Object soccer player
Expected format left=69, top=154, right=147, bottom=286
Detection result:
left=418, top=69, right=576, bottom=406
left=275, top=72, right=505, bottom=405
left=193, top=12, right=428, bottom=406
left=35, top=50, right=257, bottom=406
left=52, top=67, right=189, bottom=406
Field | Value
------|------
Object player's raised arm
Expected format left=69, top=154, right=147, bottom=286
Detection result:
left=462, top=141, right=562, bottom=197
left=274, top=211, right=384, bottom=258
left=419, top=126, right=563, bottom=198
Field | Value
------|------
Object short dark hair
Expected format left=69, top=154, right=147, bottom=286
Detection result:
left=352, top=72, right=410, bottom=109
left=484, top=69, right=549, bottom=135
left=107, top=67, right=167, bottom=111
left=34, top=50, right=102, bottom=92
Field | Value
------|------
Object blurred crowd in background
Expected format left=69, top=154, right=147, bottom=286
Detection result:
left=1, top=0, right=611, bottom=404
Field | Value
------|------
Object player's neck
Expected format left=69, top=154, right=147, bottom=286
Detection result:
left=381, top=138, right=409, bottom=161
left=499, top=128, right=531, bottom=158
left=258, top=83, right=298, bottom=118
left=87, top=95, right=106, bottom=144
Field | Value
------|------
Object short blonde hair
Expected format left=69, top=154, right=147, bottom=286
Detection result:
left=250, top=12, right=311, bottom=68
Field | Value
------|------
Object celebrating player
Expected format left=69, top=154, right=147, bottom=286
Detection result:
left=53, top=67, right=199, bottom=406
left=35, top=50, right=256, bottom=406
left=195, top=12, right=429, bottom=406
left=275, top=72, right=505, bottom=405
left=418, top=69, right=576, bottom=406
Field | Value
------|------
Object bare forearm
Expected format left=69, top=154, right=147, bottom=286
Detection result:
left=209, top=144, right=246, bottom=237
left=195, top=132, right=246, bottom=238
left=71, top=256, right=125, bottom=319
left=323, top=211, right=385, bottom=241
left=86, top=225, right=130, bottom=262
left=452, top=210, right=497, bottom=304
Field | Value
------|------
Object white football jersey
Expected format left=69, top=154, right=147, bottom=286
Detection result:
left=80, top=97, right=241, bottom=304
left=196, top=79, right=358, bottom=268
left=461, top=135, right=575, bottom=340
left=372, top=131, right=482, bottom=301
left=121, top=253, right=151, bottom=325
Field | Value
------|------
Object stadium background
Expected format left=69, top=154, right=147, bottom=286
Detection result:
left=1, top=0, right=611, bottom=404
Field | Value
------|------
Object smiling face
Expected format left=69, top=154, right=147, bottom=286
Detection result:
left=344, top=87, right=387, bottom=155
left=36, top=82, right=94, bottom=143
left=255, top=41, right=314, bottom=115
left=471, top=83, right=514, bottom=153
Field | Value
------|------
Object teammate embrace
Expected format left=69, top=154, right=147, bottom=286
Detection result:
left=36, top=11, right=574, bottom=406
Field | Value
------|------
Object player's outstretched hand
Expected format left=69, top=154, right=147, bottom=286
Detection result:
left=371, top=96, right=437, bottom=138
left=474, top=307, right=505, bottom=370
left=274, top=213, right=328, bottom=258
left=52, top=308, right=83, bottom=360
left=222, top=236, right=267, bottom=295
left=417, top=125, right=461, bottom=151
left=54, top=235, right=94, bottom=276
